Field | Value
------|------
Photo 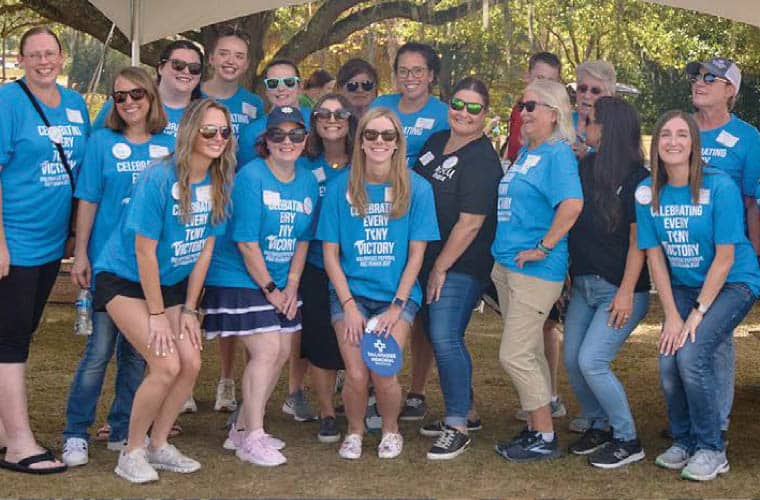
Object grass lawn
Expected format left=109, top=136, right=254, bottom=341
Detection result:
left=3, top=298, right=760, bottom=498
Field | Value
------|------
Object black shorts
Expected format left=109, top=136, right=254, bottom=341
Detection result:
left=0, top=260, right=61, bottom=363
left=299, top=263, right=344, bottom=370
left=93, top=271, right=187, bottom=312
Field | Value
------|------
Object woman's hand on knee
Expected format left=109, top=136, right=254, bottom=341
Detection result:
left=180, top=309, right=203, bottom=350
left=148, top=313, right=175, bottom=357
left=658, top=314, right=684, bottom=356
left=342, top=305, right=366, bottom=346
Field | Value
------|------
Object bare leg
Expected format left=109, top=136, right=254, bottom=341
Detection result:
left=218, top=336, right=236, bottom=379
left=528, top=404, right=554, bottom=433
left=336, top=321, right=370, bottom=436
left=373, top=320, right=411, bottom=434
left=240, top=332, right=290, bottom=431
left=287, top=331, right=310, bottom=394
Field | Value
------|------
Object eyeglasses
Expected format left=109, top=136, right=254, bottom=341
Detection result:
left=577, top=84, right=603, bottom=95
left=162, top=58, right=202, bottom=75
left=263, top=76, right=300, bottom=90
left=517, top=100, right=554, bottom=113
left=362, top=128, right=398, bottom=142
left=345, top=80, right=375, bottom=92
left=397, top=66, right=427, bottom=79
left=113, top=88, right=148, bottom=104
left=313, top=108, right=351, bottom=121
left=23, top=50, right=60, bottom=62
left=199, top=125, right=232, bottom=140
left=688, top=72, right=728, bottom=85
left=266, top=127, right=307, bottom=143
left=450, top=97, right=484, bottom=115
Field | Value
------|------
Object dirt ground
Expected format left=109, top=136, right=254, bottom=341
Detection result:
left=3, top=298, right=760, bottom=499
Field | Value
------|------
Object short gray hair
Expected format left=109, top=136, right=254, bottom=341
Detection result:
left=576, top=60, right=616, bottom=96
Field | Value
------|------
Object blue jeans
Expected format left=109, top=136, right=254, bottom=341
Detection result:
left=716, top=333, right=734, bottom=431
left=660, top=283, right=756, bottom=452
left=419, top=271, right=484, bottom=428
left=563, top=275, right=649, bottom=441
left=63, top=312, right=145, bottom=442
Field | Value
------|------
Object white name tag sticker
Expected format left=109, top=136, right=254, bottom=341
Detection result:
left=635, top=185, right=652, bottom=205
left=716, top=130, right=739, bottom=148
left=312, top=167, right=326, bottom=183
left=303, top=197, right=313, bottom=215
left=66, top=108, right=84, bottom=124
left=112, top=142, right=131, bottom=160
left=415, top=117, right=435, bottom=130
left=263, top=190, right=281, bottom=207
left=196, top=185, right=212, bottom=202
left=242, top=102, right=258, bottom=119
left=523, top=154, right=541, bottom=169
left=699, top=188, right=711, bottom=204
left=384, top=187, right=393, bottom=202
left=149, top=145, right=170, bottom=158
left=419, top=151, right=435, bottom=165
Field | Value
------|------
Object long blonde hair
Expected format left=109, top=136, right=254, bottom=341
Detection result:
left=349, top=107, right=409, bottom=218
left=522, top=79, right=575, bottom=146
left=173, top=98, right=235, bottom=224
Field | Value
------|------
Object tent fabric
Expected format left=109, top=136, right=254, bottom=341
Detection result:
left=643, top=0, right=760, bottom=27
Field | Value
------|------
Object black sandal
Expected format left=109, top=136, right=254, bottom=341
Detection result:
left=0, top=449, right=67, bottom=475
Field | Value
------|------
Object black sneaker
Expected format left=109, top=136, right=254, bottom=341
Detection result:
left=399, top=393, right=426, bottom=421
left=568, top=428, right=611, bottom=455
left=427, top=426, right=471, bottom=460
left=494, top=426, right=533, bottom=452
left=420, top=419, right=483, bottom=437
left=317, top=416, right=341, bottom=444
left=495, top=431, right=561, bottom=462
left=588, top=437, right=645, bottom=469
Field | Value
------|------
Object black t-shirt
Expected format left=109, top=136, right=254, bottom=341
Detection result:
left=413, top=130, right=504, bottom=282
left=568, top=154, right=651, bottom=292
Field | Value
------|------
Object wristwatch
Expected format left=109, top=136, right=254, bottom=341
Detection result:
left=392, top=297, right=406, bottom=308
left=261, top=281, right=277, bottom=294
left=693, top=300, right=709, bottom=314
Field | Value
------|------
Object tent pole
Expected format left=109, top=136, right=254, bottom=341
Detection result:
left=130, top=0, right=141, bottom=65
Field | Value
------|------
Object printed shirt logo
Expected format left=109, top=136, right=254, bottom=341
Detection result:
left=651, top=202, right=704, bottom=270
left=432, top=156, right=459, bottom=182
left=350, top=197, right=395, bottom=268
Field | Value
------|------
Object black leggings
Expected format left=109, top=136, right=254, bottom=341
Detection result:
left=0, top=260, right=60, bottom=363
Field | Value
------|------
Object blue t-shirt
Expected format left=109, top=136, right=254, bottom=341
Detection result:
left=699, top=114, right=760, bottom=197
left=95, top=161, right=225, bottom=285
left=201, top=87, right=264, bottom=138
left=237, top=105, right=312, bottom=167
left=75, top=129, right=174, bottom=264
left=636, top=167, right=760, bottom=296
left=296, top=155, right=350, bottom=269
left=370, top=94, right=449, bottom=167
left=0, top=80, right=90, bottom=265
left=93, top=99, right=186, bottom=140
left=205, top=158, right=319, bottom=289
left=316, top=170, right=440, bottom=305
left=492, top=141, right=583, bottom=282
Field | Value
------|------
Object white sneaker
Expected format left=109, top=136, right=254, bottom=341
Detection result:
left=378, top=432, right=403, bottom=459
left=214, top=378, right=237, bottom=412
left=146, top=444, right=201, bottom=473
left=338, top=433, right=363, bottom=460
left=180, top=395, right=198, bottom=414
left=62, top=437, right=89, bottom=467
left=114, top=448, right=159, bottom=483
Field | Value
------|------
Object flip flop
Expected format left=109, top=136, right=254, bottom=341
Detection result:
left=94, top=424, right=111, bottom=442
left=0, top=449, right=67, bottom=475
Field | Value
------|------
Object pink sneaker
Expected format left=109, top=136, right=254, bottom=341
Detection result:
left=262, top=433, right=286, bottom=451
left=224, top=427, right=285, bottom=451
left=235, top=429, right=287, bottom=466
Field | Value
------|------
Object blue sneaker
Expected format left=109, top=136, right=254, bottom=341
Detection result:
left=495, top=430, right=562, bottom=462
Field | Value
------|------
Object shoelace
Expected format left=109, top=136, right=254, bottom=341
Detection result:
left=65, top=439, right=86, bottom=452
left=434, top=429, right=457, bottom=449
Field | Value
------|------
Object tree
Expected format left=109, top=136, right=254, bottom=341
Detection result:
left=0, top=0, right=42, bottom=80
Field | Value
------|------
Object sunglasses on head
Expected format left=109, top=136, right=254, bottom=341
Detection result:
left=199, top=124, right=232, bottom=140
left=345, top=80, right=375, bottom=92
left=517, top=100, right=553, bottom=113
left=577, top=84, right=603, bottom=95
left=362, top=128, right=398, bottom=142
left=162, top=58, right=202, bottom=75
left=450, top=97, right=484, bottom=115
left=313, top=108, right=351, bottom=121
left=263, top=76, right=300, bottom=90
left=266, top=127, right=307, bottom=143
left=113, top=88, right=147, bottom=104
left=688, top=72, right=727, bottom=85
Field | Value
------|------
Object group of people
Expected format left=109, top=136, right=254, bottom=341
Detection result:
left=0, top=23, right=758, bottom=487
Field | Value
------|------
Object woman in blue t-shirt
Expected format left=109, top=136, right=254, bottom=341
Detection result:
left=0, top=26, right=89, bottom=475
left=491, top=79, right=583, bottom=463
left=317, top=107, right=439, bottom=460
left=297, top=93, right=356, bottom=443
left=61, top=66, right=172, bottom=467
left=202, top=106, right=318, bottom=467
left=93, top=99, right=234, bottom=484
left=635, top=111, right=760, bottom=482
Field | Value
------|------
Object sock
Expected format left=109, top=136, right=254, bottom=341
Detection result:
left=540, top=431, right=555, bottom=442
left=551, top=395, right=559, bottom=403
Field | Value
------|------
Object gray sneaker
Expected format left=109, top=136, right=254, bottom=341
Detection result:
left=515, top=397, right=567, bottom=421
left=655, top=444, right=690, bottom=470
left=399, top=393, right=427, bottom=421
left=568, top=415, right=592, bottom=433
left=282, top=389, right=318, bottom=422
left=317, top=416, right=341, bottom=444
left=114, top=448, right=158, bottom=484
left=146, top=444, right=201, bottom=473
left=681, top=449, right=729, bottom=481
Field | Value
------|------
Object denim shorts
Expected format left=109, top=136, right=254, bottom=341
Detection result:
left=328, top=290, right=419, bottom=325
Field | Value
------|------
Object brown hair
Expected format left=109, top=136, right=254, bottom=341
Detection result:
left=105, top=67, right=167, bottom=134
left=649, top=110, right=703, bottom=212
left=305, top=93, right=356, bottom=159
left=173, top=99, right=235, bottom=224
left=348, top=107, right=409, bottom=219
left=19, top=26, right=61, bottom=55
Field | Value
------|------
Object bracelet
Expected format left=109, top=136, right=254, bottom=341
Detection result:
left=536, top=239, right=553, bottom=255
left=181, top=305, right=200, bottom=317
left=149, top=310, right=165, bottom=316
left=341, top=296, right=355, bottom=308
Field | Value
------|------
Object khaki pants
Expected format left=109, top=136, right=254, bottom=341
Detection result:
left=491, top=262, right=563, bottom=412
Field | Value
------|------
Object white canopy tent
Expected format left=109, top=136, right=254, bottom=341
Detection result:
left=643, top=0, right=760, bottom=29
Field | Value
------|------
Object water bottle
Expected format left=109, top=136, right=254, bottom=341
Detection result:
left=74, top=289, right=93, bottom=336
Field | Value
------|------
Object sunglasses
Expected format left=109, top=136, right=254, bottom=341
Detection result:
left=313, top=108, right=351, bottom=121
left=577, top=84, right=603, bottom=95
left=113, top=88, right=147, bottom=104
left=517, top=100, right=553, bottom=113
left=199, top=124, right=232, bottom=140
left=688, top=72, right=728, bottom=84
left=162, top=58, right=202, bottom=75
left=345, top=80, right=375, bottom=92
left=450, top=97, right=484, bottom=115
left=263, top=76, right=300, bottom=90
left=266, top=127, right=307, bottom=143
left=362, top=128, right=398, bottom=142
